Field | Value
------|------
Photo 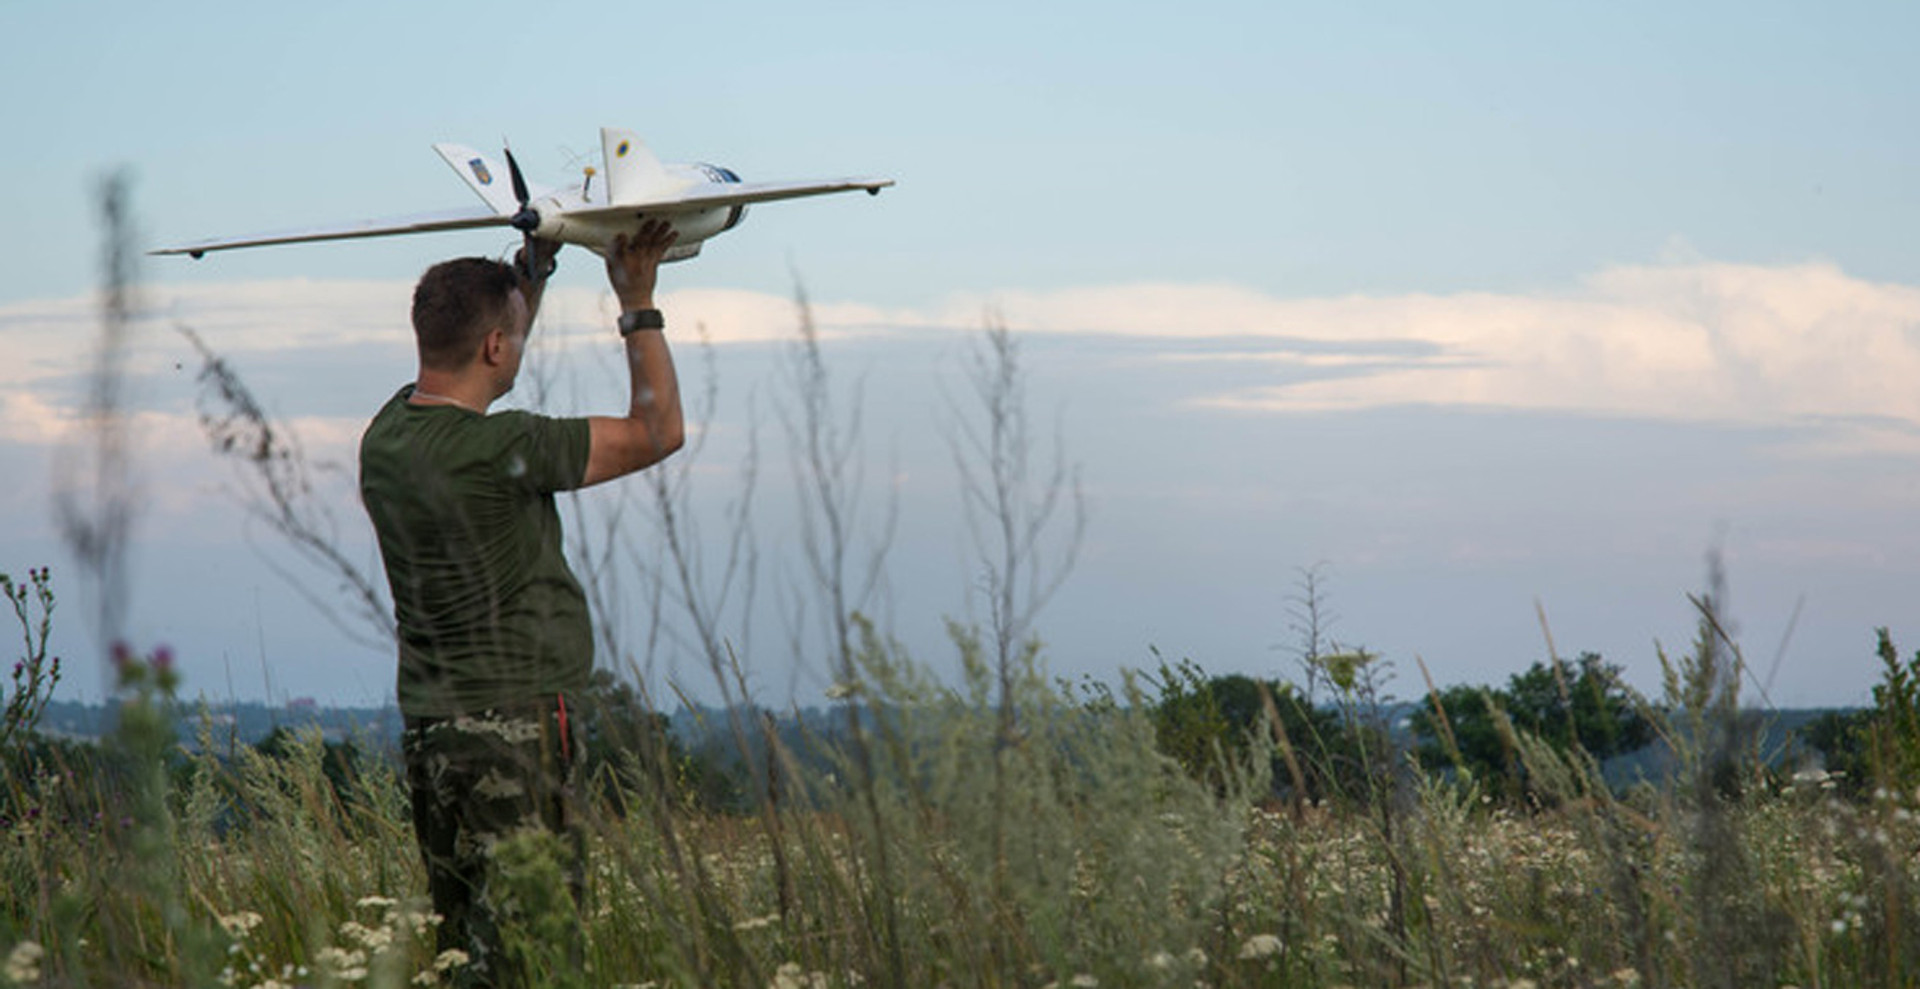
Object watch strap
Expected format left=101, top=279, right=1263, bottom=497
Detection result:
left=618, top=308, right=665, bottom=335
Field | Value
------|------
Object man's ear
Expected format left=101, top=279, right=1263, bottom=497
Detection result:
left=479, top=327, right=509, bottom=367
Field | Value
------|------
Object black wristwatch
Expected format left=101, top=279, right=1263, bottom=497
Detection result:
left=618, top=308, right=665, bottom=335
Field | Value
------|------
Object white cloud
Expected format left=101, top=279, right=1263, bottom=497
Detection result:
left=541, top=286, right=926, bottom=345
left=8, top=258, right=1919, bottom=458
left=925, top=262, right=1920, bottom=439
left=0, top=391, right=71, bottom=444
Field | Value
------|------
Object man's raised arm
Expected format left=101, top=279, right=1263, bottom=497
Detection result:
left=581, top=220, right=685, bottom=487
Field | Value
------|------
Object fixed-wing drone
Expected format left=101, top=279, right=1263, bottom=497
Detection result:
left=152, top=127, right=892, bottom=263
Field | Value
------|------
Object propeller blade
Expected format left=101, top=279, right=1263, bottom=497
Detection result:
left=504, top=145, right=530, bottom=207
left=502, top=144, right=540, bottom=233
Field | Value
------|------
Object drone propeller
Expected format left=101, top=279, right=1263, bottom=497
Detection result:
left=501, top=143, right=551, bottom=280
left=502, top=144, right=540, bottom=233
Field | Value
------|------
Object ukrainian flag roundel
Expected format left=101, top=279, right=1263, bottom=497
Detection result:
left=617, top=141, right=630, bottom=158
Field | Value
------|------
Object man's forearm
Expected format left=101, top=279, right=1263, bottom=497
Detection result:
left=577, top=221, right=685, bottom=486
left=623, top=321, right=682, bottom=453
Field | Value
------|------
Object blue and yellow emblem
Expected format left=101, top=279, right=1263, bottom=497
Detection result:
left=616, top=141, right=630, bottom=158
left=468, top=159, right=493, bottom=185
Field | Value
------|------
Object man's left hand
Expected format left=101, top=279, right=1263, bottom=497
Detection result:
left=515, top=237, right=563, bottom=284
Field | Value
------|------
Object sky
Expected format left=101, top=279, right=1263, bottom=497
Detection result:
left=2, top=0, right=1916, bottom=710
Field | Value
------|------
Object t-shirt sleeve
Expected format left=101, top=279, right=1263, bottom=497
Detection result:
left=489, top=411, right=592, bottom=493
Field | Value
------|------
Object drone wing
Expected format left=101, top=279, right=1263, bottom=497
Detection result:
left=150, top=206, right=509, bottom=258
left=560, top=177, right=894, bottom=222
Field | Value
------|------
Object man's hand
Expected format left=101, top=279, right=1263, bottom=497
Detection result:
left=514, top=236, right=563, bottom=285
left=605, top=219, right=679, bottom=312
left=512, top=236, right=563, bottom=321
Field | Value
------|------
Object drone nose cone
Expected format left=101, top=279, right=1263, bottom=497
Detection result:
left=510, top=207, right=541, bottom=233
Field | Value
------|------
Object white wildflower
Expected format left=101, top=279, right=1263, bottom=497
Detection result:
left=317, top=946, right=369, bottom=982
left=1238, top=933, right=1284, bottom=960
left=825, top=682, right=856, bottom=701
left=339, top=920, right=394, bottom=952
left=219, top=911, right=265, bottom=938
left=6, top=941, right=45, bottom=984
left=355, top=895, right=398, bottom=911
left=771, top=961, right=828, bottom=989
left=433, top=949, right=470, bottom=973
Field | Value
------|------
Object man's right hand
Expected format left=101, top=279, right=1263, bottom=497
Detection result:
left=605, top=220, right=679, bottom=311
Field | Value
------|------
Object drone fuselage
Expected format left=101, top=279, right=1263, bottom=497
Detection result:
left=524, top=163, right=747, bottom=263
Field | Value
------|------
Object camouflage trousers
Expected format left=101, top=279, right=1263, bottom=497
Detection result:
left=403, top=698, right=586, bottom=989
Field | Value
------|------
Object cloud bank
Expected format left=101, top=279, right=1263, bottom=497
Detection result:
left=942, top=262, right=1920, bottom=446
left=5, top=258, right=1916, bottom=451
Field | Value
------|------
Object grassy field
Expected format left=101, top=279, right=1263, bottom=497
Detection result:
left=4, top=617, right=1916, bottom=989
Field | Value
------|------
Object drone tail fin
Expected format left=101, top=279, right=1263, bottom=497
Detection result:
left=433, top=143, right=521, bottom=216
left=601, top=128, right=685, bottom=205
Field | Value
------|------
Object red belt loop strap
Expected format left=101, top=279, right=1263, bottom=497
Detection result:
left=556, top=693, right=571, bottom=764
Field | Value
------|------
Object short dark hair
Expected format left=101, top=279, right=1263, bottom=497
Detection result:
left=410, top=257, right=521, bottom=371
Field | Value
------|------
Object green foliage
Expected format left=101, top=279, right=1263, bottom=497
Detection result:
left=1865, top=627, right=1920, bottom=790
left=64, top=644, right=227, bottom=985
left=1411, top=652, right=1655, bottom=795
left=1144, top=657, right=1362, bottom=805
left=9, top=628, right=1920, bottom=987
left=252, top=724, right=371, bottom=816
left=813, top=616, right=1257, bottom=987
left=1802, top=707, right=1873, bottom=798
left=1, top=567, right=60, bottom=750
left=577, top=668, right=744, bottom=814
left=492, top=830, right=587, bottom=989
left=1801, top=629, right=1920, bottom=800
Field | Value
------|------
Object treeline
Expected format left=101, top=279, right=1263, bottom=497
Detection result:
left=4, top=645, right=1889, bottom=829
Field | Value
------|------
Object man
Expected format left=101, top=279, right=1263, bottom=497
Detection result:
left=358, top=220, right=684, bottom=987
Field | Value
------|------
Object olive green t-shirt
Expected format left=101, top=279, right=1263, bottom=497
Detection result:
left=358, top=385, right=593, bottom=717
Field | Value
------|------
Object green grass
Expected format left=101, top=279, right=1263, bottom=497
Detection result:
left=4, top=620, right=1918, bottom=989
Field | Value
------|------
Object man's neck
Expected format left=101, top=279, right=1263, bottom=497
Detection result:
left=409, top=372, right=493, bottom=413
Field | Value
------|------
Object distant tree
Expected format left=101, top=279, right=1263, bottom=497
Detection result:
left=1802, top=629, right=1920, bottom=800
left=1411, top=652, right=1654, bottom=795
left=1411, top=683, right=1519, bottom=785
left=1800, top=708, right=1871, bottom=799
left=1145, top=658, right=1353, bottom=804
left=576, top=669, right=743, bottom=814
left=1509, top=652, right=1654, bottom=758
left=253, top=725, right=367, bottom=810
left=1864, top=628, right=1920, bottom=791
